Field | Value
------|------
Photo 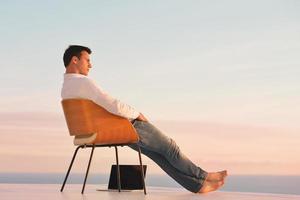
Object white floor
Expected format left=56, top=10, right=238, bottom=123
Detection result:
left=1, top=184, right=300, bottom=200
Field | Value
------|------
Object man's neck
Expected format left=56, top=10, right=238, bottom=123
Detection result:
left=65, top=65, right=79, bottom=74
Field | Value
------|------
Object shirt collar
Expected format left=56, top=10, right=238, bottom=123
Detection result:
left=64, top=73, right=87, bottom=78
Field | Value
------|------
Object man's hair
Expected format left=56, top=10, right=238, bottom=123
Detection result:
left=63, top=45, right=92, bottom=67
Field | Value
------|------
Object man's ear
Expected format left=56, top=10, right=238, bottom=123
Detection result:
left=71, top=56, right=78, bottom=64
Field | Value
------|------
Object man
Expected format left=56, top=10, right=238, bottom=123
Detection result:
left=61, top=45, right=227, bottom=193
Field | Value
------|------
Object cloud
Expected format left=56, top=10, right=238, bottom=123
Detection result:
left=0, top=113, right=299, bottom=174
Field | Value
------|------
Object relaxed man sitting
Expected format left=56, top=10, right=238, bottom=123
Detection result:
left=61, top=45, right=227, bottom=193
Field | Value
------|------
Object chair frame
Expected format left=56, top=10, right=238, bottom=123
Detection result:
left=60, top=143, right=146, bottom=194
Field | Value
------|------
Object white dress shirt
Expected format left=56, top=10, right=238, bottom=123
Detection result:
left=61, top=73, right=140, bottom=119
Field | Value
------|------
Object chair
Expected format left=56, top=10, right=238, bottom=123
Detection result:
left=60, top=99, right=146, bottom=194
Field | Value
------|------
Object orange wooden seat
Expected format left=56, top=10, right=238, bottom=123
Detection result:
left=62, top=99, right=139, bottom=145
left=60, top=99, right=146, bottom=194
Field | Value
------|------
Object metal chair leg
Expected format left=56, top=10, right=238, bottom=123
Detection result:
left=115, top=146, right=121, bottom=192
left=137, top=146, right=147, bottom=195
left=81, top=144, right=95, bottom=194
left=61, top=145, right=83, bottom=192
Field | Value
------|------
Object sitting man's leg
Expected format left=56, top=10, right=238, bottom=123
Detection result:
left=129, top=121, right=226, bottom=193
left=130, top=143, right=207, bottom=192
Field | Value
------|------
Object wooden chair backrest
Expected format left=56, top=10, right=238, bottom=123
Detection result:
left=61, top=99, right=138, bottom=143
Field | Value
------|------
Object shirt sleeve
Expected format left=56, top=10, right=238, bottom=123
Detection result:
left=83, top=78, right=140, bottom=119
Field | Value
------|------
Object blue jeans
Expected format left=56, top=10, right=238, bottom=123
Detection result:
left=129, top=120, right=208, bottom=193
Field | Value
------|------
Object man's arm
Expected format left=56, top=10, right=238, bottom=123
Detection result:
left=62, top=75, right=145, bottom=120
left=84, top=78, right=140, bottom=119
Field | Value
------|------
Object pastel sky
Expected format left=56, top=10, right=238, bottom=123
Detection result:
left=0, top=1, right=299, bottom=175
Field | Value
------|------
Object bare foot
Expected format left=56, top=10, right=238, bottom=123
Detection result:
left=198, top=180, right=224, bottom=193
left=206, top=170, right=227, bottom=182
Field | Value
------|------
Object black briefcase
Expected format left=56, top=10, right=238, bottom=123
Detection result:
left=108, top=165, right=147, bottom=190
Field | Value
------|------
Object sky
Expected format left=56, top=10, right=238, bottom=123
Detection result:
left=0, top=1, right=300, bottom=175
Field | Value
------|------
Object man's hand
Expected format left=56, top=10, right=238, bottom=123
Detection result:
left=136, top=113, right=148, bottom=122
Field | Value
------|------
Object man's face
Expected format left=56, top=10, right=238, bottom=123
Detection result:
left=75, top=51, right=92, bottom=76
